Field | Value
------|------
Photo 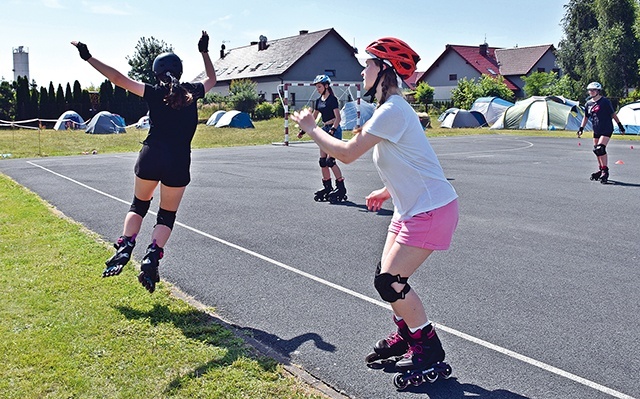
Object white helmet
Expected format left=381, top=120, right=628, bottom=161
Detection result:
left=587, top=82, right=602, bottom=90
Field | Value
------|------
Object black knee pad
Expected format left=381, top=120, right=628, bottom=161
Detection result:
left=319, top=157, right=328, bottom=168
left=129, top=196, right=151, bottom=218
left=156, top=208, right=177, bottom=230
left=374, top=265, right=411, bottom=303
left=326, top=157, right=336, bottom=167
left=593, top=144, right=607, bottom=156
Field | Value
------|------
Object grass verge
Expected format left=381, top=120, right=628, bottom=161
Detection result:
left=0, top=175, right=328, bottom=399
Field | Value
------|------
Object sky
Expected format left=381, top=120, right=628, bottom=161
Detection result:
left=1, top=0, right=569, bottom=89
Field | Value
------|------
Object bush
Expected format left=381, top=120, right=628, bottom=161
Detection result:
left=254, top=102, right=275, bottom=120
left=273, top=100, right=284, bottom=118
left=229, top=79, right=259, bottom=114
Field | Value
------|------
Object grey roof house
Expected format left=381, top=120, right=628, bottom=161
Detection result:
left=418, top=43, right=559, bottom=101
left=194, top=28, right=364, bottom=109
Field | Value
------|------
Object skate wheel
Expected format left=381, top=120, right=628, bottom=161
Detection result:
left=365, top=352, right=380, bottom=363
left=425, top=370, right=438, bottom=383
left=410, top=374, right=423, bottom=386
left=440, top=364, right=453, bottom=379
left=393, top=373, right=409, bottom=390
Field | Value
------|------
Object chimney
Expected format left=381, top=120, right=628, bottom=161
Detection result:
left=258, top=35, right=268, bottom=51
left=299, top=30, right=309, bottom=35
left=479, top=43, right=488, bottom=56
left=220, top=43, right=226, bottom=59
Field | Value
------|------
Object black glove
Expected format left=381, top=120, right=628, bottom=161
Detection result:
left=577, top=126, right=584, bottom=137
left=76, top=42, right=92, bottom=61
left=198, top=31, right=209, bottom=53
left=618, top=123, right=626, bottom=134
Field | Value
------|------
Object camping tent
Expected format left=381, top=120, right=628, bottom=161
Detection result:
left=340, top=100, right=376, bottom=130
left=135, top=115, right=150, bottom=129
left=438, top=108, right=486, bottom=128
left=614, top=101, right=640, bottom=134
left=53, top=110, right=85, bottom=130
left=470, top=97, right=514, bottom=126
left=85, top=111, right=126, bottom=134
left=214, top=110, right=254, bottom=128
left=490, top=96, right=591, bottom=131
left=206, top=110, right=227, bottom=126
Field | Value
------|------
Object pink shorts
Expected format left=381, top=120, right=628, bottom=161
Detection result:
left=388, top=199, right=459, bottom=250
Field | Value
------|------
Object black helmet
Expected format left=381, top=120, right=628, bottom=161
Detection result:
left=152, top=52, right=182, bottom=82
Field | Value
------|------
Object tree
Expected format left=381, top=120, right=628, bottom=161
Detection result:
left=451, top=77, right=480, bottom=109
left=55, top=84, right=65, bottom=116
left=522, top=71, right=559, bottom=96
left=593, top=0, right=640, bottom=99
left=0, top=79, right=15, bottom=121
left=127, top=37, right=174, bottom=84
left=38, top=86, right=49, bottom=118
left=99, top=80, right=114, bottom=111
left=414, top=81, right=435, bottom=108
left=451, top=75, right=513, bottom=109
left=557, top=0, right=640, bottom=102
left=14, top=76, right=30, bottom=120
left=477, top=75, right=514, bottom=102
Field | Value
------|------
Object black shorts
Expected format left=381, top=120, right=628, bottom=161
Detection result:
left=134, top=144, right=191, bottom=187
left=593, top=130, right=613, bottom=139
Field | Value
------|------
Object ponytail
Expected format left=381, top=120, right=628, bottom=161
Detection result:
left=161, top=72, right=194, bottom=110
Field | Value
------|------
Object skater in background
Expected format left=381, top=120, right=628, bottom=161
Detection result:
left=292, top=38, right=458, bottom=376
left=297, top=74, right=347, bottom=203
left=577, top=81, right=625, bottom=184
left=72, top=31, right=216, bottom=293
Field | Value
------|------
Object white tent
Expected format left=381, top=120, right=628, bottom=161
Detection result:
left=614, top=101, right=640, bottom=134
left=438, top=108, right=485, bottom=128
left=470, top=97, right=514, bottom=126
left=53, top=110, right=85, bottom=130
left=340, top=100, right=375, bottom=130
left=206, top=110, right=226, bottom=126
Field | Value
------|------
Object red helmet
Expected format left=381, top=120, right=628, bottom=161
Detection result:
left=365, top=37, right=420, bottom=80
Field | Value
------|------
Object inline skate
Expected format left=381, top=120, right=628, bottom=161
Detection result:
left=314, top=179, right=333, bottom=202
left=392, top=324, right=452, bottom=390
left=103, top=234, right=136, bottom=277
left=590, top=167, right=602, bottom=181
left=138, top=241, right=163, bottom=293
left=599, top=166, right=609, bottom=184
left=365, top=316, right=409, bottom=368
left=328, top=179, right=347, bottom=203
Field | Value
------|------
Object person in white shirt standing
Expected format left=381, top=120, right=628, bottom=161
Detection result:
left=291, top=37, right=459, bottom=386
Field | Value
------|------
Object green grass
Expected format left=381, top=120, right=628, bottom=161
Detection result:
left=0, top=175, right=327, bottom=398
left=2, top=117, right=638, bottom=159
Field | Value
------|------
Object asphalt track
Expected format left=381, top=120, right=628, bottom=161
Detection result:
left=1, top=134, right=638, bottom=399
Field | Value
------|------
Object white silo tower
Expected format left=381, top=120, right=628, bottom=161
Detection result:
left=12, top=46, right=30, bottom=82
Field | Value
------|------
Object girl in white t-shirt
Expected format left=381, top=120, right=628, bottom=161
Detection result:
left=291, top=37, right=458, bottom=377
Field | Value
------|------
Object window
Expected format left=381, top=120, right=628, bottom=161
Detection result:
left=449, top=74, right=457, bottom=81
left=272, top=93, right=279, bottom=103
left=324, top=70, right=336, bottom=77
left=290, top=93, right=296, bottom=106
left=537, top=67, right=545, bottom=72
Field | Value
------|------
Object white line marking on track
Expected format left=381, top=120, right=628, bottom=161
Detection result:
left=26, top=160, right=635, bottom=399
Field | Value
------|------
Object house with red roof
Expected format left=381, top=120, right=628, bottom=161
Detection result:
left=418, top=43, right=559, bottom=101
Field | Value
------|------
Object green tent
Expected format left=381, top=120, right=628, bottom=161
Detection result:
left=490, top=96, right=592, bottom=131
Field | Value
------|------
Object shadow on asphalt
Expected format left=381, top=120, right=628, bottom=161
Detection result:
left=329, top=200, right=394, bottom=216
left=602, top=180, right=640, bottom=187
left=395, top=377, right=531, bottom=398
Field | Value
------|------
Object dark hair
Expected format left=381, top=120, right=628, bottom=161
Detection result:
left=161, top=73, right=194, bottom=110
left=375, top=60, right=401, bottom=106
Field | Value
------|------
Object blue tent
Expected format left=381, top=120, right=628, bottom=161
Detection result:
left=214, top=110, right=254, bottom=128
left=85, top=111, right=126, bottom=134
